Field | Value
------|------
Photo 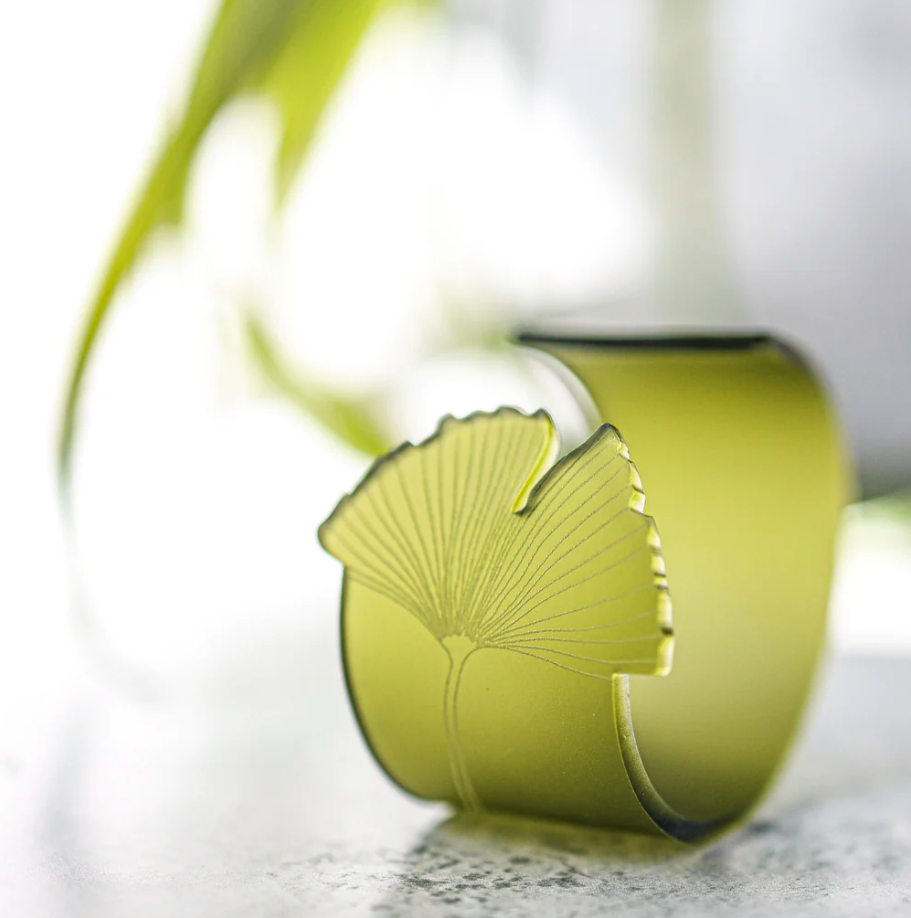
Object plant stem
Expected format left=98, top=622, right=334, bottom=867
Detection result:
left=442, top=640, right=481, bottom=811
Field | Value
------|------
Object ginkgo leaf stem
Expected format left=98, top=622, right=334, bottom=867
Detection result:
left=442, top=637, right=481, bottom=811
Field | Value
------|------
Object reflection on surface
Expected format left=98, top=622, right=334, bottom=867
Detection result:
left=376, top=811, right=686, bottom=912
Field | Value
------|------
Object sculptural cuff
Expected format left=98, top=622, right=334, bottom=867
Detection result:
left=319, top=332, right=850, bottom=842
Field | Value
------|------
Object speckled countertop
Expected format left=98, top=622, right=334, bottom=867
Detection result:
left=2, top=616, right=909, bottom=917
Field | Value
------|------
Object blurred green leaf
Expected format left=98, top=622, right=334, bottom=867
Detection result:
left=59, top=0, right=422, bottom=494
left=244, top=311, right=392, bottom=456
left=264, top=0, right=396, bottom=202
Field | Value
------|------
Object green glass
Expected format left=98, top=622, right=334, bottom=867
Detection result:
left=320, top=334, right=850, bottom=841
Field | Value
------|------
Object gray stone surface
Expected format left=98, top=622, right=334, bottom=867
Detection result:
left=2, top=618, right=910, bottom=917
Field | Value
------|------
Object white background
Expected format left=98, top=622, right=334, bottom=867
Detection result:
left=1, top=0, right=909, bottom=721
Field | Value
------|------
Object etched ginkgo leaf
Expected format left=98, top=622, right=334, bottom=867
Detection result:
left=319, top=407, right=673, bottom=811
